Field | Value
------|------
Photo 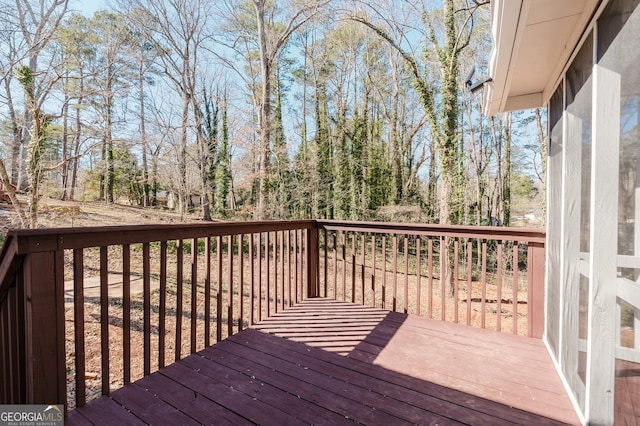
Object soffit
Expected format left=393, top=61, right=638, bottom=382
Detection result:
left=485, top=0, right=600, bottom=115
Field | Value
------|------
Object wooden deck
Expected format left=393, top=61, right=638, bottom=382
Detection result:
left=616, top=359, right=640, bottom=424
left=66, top=298, right=579, bottom=425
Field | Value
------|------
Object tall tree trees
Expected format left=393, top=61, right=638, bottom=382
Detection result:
left=0, top=0, right=545, bottom=229
left=229, top=0, right=329, bottom=219
left=351, top=0, right=489, bottom=224
left=88, top=11, right=134, bottom=203
left=0, top=0, right=69, bottom=227
left=12, top=0, right=69, bottom=191
left=121, top=0, right=213, bottom=218
left=54, top=13, right=95, bottom=201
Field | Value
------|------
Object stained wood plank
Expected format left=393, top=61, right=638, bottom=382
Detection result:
left=71, top=395, right=146, bottom=425
left=65, top=409, right=93, bottom=426
left=136, top=371, right=251, bottom=426
left=211, top=339, right=471, bottom=424
left=199, top=342, right=422, bottom=425
left=226, top=329, right=522, bottom=426
left=67, top=298, right=579, bottom=425
left=178, top=351, right=353, bottom=425
left=161, top=361, right=303, bottom=425
left=260, top=299, right=578, bottom=424
left=238, top=328, right=549, bottom=425
left=109, top=381, right=199, bottom=425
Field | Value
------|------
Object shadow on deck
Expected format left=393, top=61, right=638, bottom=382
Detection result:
left=67, top=298, right=579, bottom=425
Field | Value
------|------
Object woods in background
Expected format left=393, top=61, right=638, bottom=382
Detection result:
left=0, top=0, right=546, bottom=228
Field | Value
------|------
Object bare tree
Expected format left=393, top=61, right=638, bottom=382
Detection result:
left=218, top=0, right=330, bottom=219
left=119, top=0, right=214, bottom=219
left=350, top=0, right=488, bottom=224
left=0, top=4, right=24, bottom=188
left=0, top=0, right=69, bottom=227
left=12, top=0, right=69, bottom=191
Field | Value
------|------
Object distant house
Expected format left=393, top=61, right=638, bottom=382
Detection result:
left=486, top=0, right=640, bottom=424
left=163, top=191, right=202, bottom=210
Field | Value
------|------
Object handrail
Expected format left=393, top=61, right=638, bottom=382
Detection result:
left=316, top=219, right=546, bottom=243
left=0, top=219, right=546, bottom=412
left=315, top=220, right=545, bottom=338
left=8, top=220, right=316, bottom=254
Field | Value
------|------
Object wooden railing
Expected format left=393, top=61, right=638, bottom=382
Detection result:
left=314, top=221, right=545, bottom=337
left=0, top=219, right=544, bottom=411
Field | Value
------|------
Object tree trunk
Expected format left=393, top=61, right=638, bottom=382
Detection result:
left=69, top=73, right=84, bottom=201
left=17, top=56, right=39, bottom=192
left=0, top=159, right=26, bottom=227
left=4, top=76, right=22, bottom=187
left=61, top=74, right=70, bottom=200
left=502, top=113, right=512, bottom=226
left=139, top=60, right=150, bottom=207
left=105, top=93, right=114, bottom=204
left=390, top=77, right=402, bottom=204
left=190, top=87, right=212, bottom=221
left=99, top=138, right=106, bottom=201
left=178, top=87, right=190, bottom=218
left=255, top=1, right=271, bottom=220
left=534, top=108, right=547, bottom=214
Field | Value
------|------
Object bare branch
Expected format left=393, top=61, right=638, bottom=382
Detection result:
left=349, top=14, right=437, bottom=127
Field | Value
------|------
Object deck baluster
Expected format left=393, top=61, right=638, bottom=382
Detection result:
left=453, top=239, right=459, bottom=323
left=216, top=236, right=223, bottom=342
left=99, top=247, right=109, bottom=397
left=513, top=242, right=519, bottom=335
left=190, top=239, right=197, bottom=354
left=466, top=240, right=473, bottom=327
left=239, top=234, right=244, bottom=332
left=428, top=238, right=433, bottom=319
left=416, top=237, right=421, bottom=316
left=73, top=249, right=86, bottom=407
left=175, top=240, right=184, bottom=361
left=228, top=235, right=234, bottom=337
left=481, top=239, right=487, bottom=329
left=392, top=235, right=398, bottom=312
left=159, top=241, right=167, bottom=368
left=497, top=241, right=503, bottom=332
left=204, top=237, right=211, bottom=347
left=143, top=242, right=151, bottom=373
left=404, top=236, right=409, bottom=314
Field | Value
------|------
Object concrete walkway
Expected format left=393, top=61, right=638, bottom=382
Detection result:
left=64, top=273, right=160, bottom=305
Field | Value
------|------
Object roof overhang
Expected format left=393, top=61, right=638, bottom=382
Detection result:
left=484, top=0, right=601, bottom=115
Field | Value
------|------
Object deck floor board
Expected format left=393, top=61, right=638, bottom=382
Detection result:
left=67, top=298, right=579, bottom=425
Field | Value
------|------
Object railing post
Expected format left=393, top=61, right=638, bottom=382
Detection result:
left=23, top=250, right=66, bottom=405
left=306, top=226, right=319, bottom=298
left=527, top=242, right=545, bottom=338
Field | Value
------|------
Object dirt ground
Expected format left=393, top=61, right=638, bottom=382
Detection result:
left=0, top=197, right=208, bottom=242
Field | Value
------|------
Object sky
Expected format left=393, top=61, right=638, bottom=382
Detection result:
left=70, top=0, right=109, bottom=16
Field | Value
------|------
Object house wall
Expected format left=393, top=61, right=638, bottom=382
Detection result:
left=545, top=0, right=640, bottom=423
